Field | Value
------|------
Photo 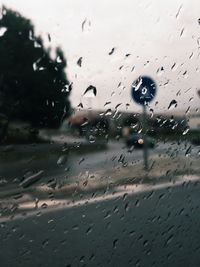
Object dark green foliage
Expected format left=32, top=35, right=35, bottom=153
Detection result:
left=0, top=6, right=72, bottom=128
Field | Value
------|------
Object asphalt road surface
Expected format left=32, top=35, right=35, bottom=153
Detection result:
left=1, top=176, right=200, bottom=267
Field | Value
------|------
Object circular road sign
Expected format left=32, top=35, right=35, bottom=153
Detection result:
left=131, top=76, right=157, bottom=105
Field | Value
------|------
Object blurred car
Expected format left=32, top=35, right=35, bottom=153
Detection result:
left=126, top=133, right=155, bottom=148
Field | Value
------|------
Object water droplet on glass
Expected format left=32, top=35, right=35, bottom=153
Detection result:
left=57, top=155, right=67, bottom=166
left=56, top=56, right=62, bottom=63
left=48, top=33, right=51, bottom=42
left=32, top=61, right=37, bottom=71
left=157, top=66, right=164, bottom=76
left=47, top=178, right=57, bottom=189
left=89, top=135, right=96, bottom=143
left=0, top=27, right=7, bottom=37
left=150, top=108, right=154, bottom=118
left=105, top=109, right=112, bottom=116
left=20, top=170, right=44, bottom=188
left=29, top=30, right=34, bottom=41
left=79, top=158, right=85, bottom=165
left=182, top=127, right=190, bottom=135
left=108, top=47, right=115, bottom=55
left=168, top=100, right=177, bottom=110
left=41, top=203, right=48, bottom=209
left=83, top=85, right=97, bottom=98
left=171, top=63, right=177, bottom=71
left=104, top=101, right=111, bottom=106
left=115, top=103, right=122, bottom=109
left=113, top=239, right=118, bottom=249
left=77, top=57, right=82, bottom=67
left=34, top=40, right=42, bottom=48
left=82, top=18, right=87, bottom=31
left=78, top=102, right=83, bottom=108
left=175, top=5, right=182, bottom=19
left=180, top=28, right=185, bottom=37
left=185, top=106, right=190, bottom=114
left=185, top=146, right=191, bottom=157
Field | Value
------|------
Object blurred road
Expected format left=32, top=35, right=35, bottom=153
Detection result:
left=1, top=176, right=200, bottom=267
left=0, top=139, right=197, bottom=189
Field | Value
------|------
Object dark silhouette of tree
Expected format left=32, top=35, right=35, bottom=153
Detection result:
left=0, top=6, right=72, bottom=128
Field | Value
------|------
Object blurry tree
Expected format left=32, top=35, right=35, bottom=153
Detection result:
left=0, top=6, right=72, bottom=128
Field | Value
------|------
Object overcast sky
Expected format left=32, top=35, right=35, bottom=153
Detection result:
left=1, top=0, right=200, bottom=115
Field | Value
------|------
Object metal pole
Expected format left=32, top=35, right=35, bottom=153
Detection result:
left=142, top=104, right=148, bottom=171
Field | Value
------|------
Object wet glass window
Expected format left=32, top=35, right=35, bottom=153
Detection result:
left=1, top=1, right=200, bottom=266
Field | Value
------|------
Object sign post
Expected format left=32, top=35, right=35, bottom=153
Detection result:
left=131, top=76, right=157, bottom=171
left=142, top=104, right=148, bottom=170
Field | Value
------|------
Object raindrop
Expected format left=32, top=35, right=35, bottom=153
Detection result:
left=48, top=33, right=51, bottom=42
left=86, top=226, right=92, bottom=234
left=104, top=101, right=111, bottom=106
left=135, top=199, right=140, bottom=207
left=79, top=158, right=85, bottom=164
left=88, top=135, right=96, bottom=143
left=82, top=18, right=87, bottom=31
left=83, top=180, right=88, bottom=187
left=42, top=239, right=49, bottom=248
left=77, top=57, right=82, bottom=67
left=56, top=56, right=62, bottom=63
left=168, top=100, right=177, bottom=110
left=34, top=40, right=42, bottom=48
left=165, top=235, right=173, bottom=246
left=189, top=52, right=193, bottom=59
left=156, top=66, right=164, bottom=76
left=20, top=170, right=44, bottom=188
left=78, top=102, right=83, bottom=108
left=33, top=62, right=38, bottom=71
left=29, top=30, right=34, bottom=41
left=144, top=61, right=150, bottom=67
left=115, top=103, right=122, bottom=109
left=171, top=63, right=177, bottom=71
left=47, top=178, right=57, bottom=189
left=198, top=18, right=200, bottom=25
left=0, top=27, right=7, bottom=37
left=105, top=109, right=112, bottom=116
left=117, top=82, right=122, bottom=88
left=182, top=70, right=187, bottom=77
left=125, top=202, right=129, bottom=212
left=125, top=53, right=131, bottom=57
left=143, top=240, right=148, bottom=247
left=180, top=28, right=185, bottom=37
left=83, top=85, right=97, bottom=97
left=108, top=47, right=115, bottom=55
left=131, top=66, right=135, bottom=72
left=185, top=146, right=191, bottom=157
left=185, top=106, right=190, bottom=114
left=57, top=155, right=67, bottom=166
left=175, top=5, right=183, bottom=19
left=150, top=108, right=154, bottom=118
left=41, top=203, right=48, bottom=209
left=62, top=84, right=72, bottom=93
left=113, top=239, right=118, bottom=249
